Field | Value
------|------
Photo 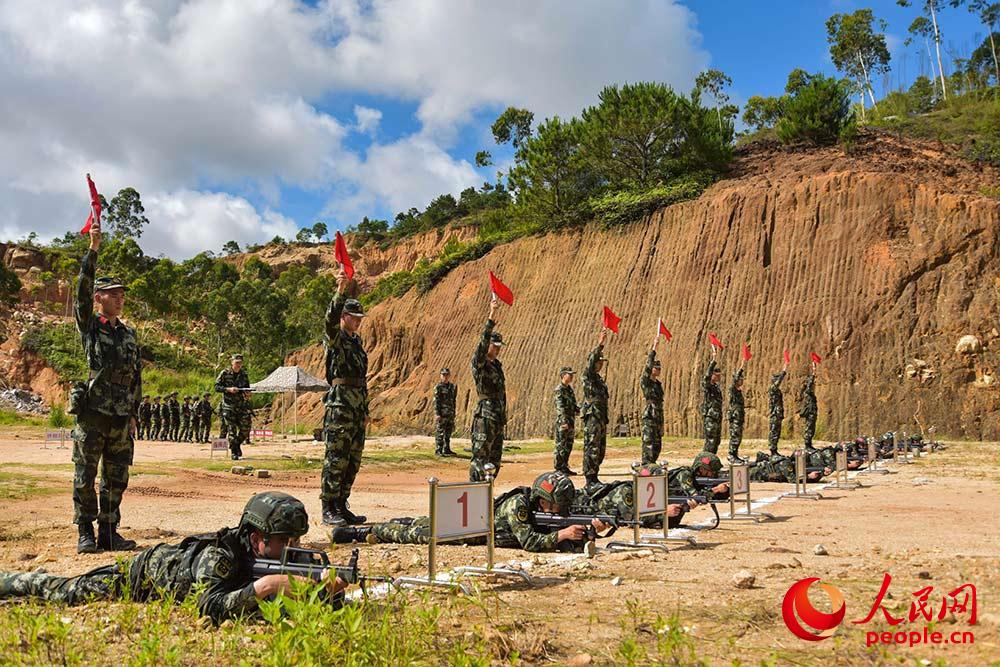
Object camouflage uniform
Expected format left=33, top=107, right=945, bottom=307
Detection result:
left=190, top=398, right=202, bottom=443
left=180, top=399, right=192, bottom=442
left=167, top=394, right=181, bottom=441
left=727, top=368, right=746, bottom=459
left=369, top=488, right=564, bottom=552
left=749, top=452, right=795, bottom=483
left=798, top=375, right=818, bottom=449
left=433, top=378, right=457, bottom=456
left=197, top=396, right=214, bottom=443
left=581, top=344, right=609, bottom=482
left=552, top=375, right=580, bottom=474
left=216, top=368, right=251, bottom=458
left=1, top=491, right=310, bottom=624
left=72, top=251, right=142, bottom=532
left=150, top=398, right=162, bottom=440
left=767, top=371, right=786, bottom=455
left=701, top=360, right=723, bottom=454
left=640, top=351, right=664, bottom=465
left=137, top=398, right=151, bottom=440
left=469, top=319, right=506, bottom=482
left=159, top=401, right=171, bottom=440
left=0, top=528, right=261, bottom=623
left=320, top=293, right=369, bottom=505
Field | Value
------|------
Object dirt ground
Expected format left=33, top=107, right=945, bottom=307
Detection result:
left=1, top=431, right=998, bottom=665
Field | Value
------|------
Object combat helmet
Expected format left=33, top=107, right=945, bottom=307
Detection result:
left=239, top=491, right=309, bottom=536
left=529, top=471, right=575, bottom=508
left=693, top=451, right=723, bottom=476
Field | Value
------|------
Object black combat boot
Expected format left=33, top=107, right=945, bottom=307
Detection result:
left=341, top=499, right=367, bottom=525
left=728, top=452, right=747, bottom=465
left=77, top=522, right=98, bottom=554
left=330, top=526, right=373, bottom=544
left=97, top=523, right=136, bottom=551
left=322, top=499, right=345, bottom=526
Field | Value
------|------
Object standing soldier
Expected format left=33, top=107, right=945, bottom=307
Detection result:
left=70, top=217, right=141, bottom=553
left=320, top=267, right=369, bottom=526
left=190, top=395, right=203, bottom=443
left=582, top=328, right=610, bottom=486
left=150, top=396, right=162, bottom=440
left=180, top=396, right=193, bottom=442
left=159, top=397, right=171, bottom=440
left=469, top=297, right=507, bottom=482
left=137, top=396, right=151, bottom=441
left=727, top=358, right=747, bottom=464
left=700, top=347, right=723, bottom=455
left=216, top=355, right=251, bottom=460
left=767, top=362, right=788, bottom=455
left=433, top=368, right=457, bottom=457
left=198, top=392, right=214, bottom=443
left=167, top=392, right=181, bottom=441
left=552, top=367, right=579, bottom=475
left=799, top=361, right=818, bottom=450
left=640, top=334, right=664, bottom=465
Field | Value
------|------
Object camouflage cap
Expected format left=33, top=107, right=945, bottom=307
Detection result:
left=772, top=372, right=784, bottom=382
left=693, top=451, right=723, bottom=475
left=652, top=360, right=662, bottom=369
left=490, top=332, right=504, bottom=346
left=94, top=277, right=127, bottom=291
left=638, top=463, right=665, bottom=476
left=231, top=354, right=243, bottom=362
left=559, top=366, right=576, bottom=376
left=142, top=395, right=149, bottom=399
left=343, top=299, right=365, bottom=317
left=204, top=392, right=211, bottom=398
left=529, top=471, right=575, bottom=508
left=440, top=367, right=451, bottom=375
left=239, top=491, right=309, bottom=537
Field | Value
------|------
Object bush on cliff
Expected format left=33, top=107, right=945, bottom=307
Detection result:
left=776, top=74, right=857, bottom=146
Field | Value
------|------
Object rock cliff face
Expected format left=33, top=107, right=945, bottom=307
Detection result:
left=289, top=134, right=1000, bottom=441
left=232, top=224, right=479, bottom=290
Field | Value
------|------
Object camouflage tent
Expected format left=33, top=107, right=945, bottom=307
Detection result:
left=250, top=366, right=329, bottom=438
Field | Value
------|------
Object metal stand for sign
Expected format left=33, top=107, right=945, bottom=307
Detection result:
left=718, top=464, right=774, bottom=522
left=899, top=431, right=914, bottom=464
left=606, top=466, right=671, bottom=553
left=858, top=438, right=889, bottom=475
left=783, top=449, right=822, bottom=500
left=831, top=449, right=862, bottom=490
left=454, top=468, right=533, bottom=584
left=395, top=465, right=529, bottom=594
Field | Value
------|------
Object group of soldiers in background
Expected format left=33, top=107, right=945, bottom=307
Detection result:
left=136, top=393, right=216, bottom=443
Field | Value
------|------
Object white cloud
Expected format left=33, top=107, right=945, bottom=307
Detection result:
left=142, top=190, right=298, bottom=257
left=0, top=0, right=709, bottom=258
left=353, top=105, right=382, bottom=135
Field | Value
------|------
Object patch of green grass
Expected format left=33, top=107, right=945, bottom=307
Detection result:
left=0, top=471, right=61, bottom=500
left=980, top=185, right=1000, bottom=199
left=0, top=408, right=45, bottom=427
left=0, top=584, right=506, bottom=665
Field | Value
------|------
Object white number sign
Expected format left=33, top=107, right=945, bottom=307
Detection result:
left=731, top=465, right=749, bottom=495
left=637, top=475, right=666, bottom=516
left=434, top=483, right=489, bottom=540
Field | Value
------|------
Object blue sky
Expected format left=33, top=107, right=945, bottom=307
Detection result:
left=1, top=0, right=992, bottom=259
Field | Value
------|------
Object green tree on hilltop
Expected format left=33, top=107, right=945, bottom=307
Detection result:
left=826, top=9, right=891, bottom=120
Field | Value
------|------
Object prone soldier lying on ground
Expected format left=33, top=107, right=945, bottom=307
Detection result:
left=331, top=472, right=612, bottom=553
left=574, top=464, right=698, bottom=530
left=748, top=452, right=829, bottom=483
left=0, top=492, right=348, bottom=624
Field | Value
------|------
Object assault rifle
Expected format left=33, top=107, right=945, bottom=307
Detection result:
left=530, top=510, right=620, bottom=544
left=251, top=547, right=388, bottom=596
left=669, top=495, right=719, bottom=529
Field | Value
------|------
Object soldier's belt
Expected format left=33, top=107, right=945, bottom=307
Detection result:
left=331, top=378, right=367, bottom=388
left=90, top=369, right=133, bottom=386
